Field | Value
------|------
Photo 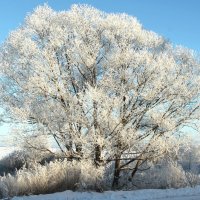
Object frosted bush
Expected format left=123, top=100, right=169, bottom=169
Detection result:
left=0, top=159, right=105, bottom=198
left=133, top=160, right=200, bottom=189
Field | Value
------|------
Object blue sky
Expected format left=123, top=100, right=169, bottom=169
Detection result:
left=0, top=0, right=200, bottom=145
left=0, top=0, right=200, bottom=52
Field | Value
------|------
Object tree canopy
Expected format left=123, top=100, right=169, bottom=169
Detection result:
left=0, top=4, right=199, bottom=187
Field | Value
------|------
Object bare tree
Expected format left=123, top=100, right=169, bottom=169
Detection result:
left=0, top=4, right=199, bottom=188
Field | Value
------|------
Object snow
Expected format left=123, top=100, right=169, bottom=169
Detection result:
left=12, top=186, right=200, bottom=200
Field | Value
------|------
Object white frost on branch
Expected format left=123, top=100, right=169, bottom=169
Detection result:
left=0, top=4, right=199, bottom=187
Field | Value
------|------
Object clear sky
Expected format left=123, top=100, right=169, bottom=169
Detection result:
left=0, top=0, right=200, bottom=52
left=0, top=0, right=200, bottom=145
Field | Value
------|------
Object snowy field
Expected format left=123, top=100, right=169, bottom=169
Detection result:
left=12, top=186, right=200, bottom=200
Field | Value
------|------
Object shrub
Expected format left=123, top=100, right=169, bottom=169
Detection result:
left=0, top=149, right=57, bottom=176
left=0, top=159, right=105, bottom=198
left=0, top=150, right=26, bottom=176
left=132, top=160, right=200, bottom=189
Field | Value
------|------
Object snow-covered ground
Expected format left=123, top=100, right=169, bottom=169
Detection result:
left=11, top=186, right=200, bottom=200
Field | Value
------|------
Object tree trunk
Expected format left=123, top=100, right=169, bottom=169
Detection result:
left=95, top=144, right=102, bottom=166
left=112, top=156, right=121, bottom=189
left=129, top=160, right=141, bottom=180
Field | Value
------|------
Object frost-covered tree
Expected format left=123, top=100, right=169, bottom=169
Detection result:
left=0, top=4, right=200, bottom=188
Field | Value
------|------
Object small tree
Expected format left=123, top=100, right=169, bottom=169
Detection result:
left=0, top=4, right=200, bottom=188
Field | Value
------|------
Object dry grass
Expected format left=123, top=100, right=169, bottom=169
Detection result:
left=0, top=159, right=104, bottom=198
